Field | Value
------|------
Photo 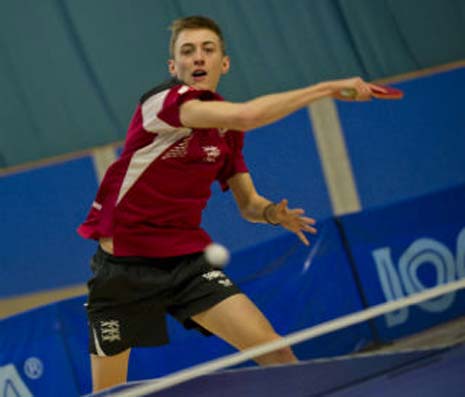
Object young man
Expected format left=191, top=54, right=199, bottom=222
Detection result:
left=78, top=15, right=379, bottom=392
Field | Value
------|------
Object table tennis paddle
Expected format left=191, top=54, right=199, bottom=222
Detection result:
left=340, top=84, right=404, bottom=100
left=370, top=84, right=404, bottom=99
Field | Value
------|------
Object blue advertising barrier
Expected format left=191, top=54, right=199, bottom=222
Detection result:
left=0, top=304, right=79, bottom=397
left=227, top=218, right=373, bottom=358
left=339, top=184, right=465, bottom=341
left=57, top=296, right=92, bottom=395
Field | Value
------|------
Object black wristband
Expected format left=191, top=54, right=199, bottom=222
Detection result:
left=263, top=203, right=279, bottom=226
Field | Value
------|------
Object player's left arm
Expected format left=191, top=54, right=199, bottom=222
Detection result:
left=228, top=173, right=317, bottom=246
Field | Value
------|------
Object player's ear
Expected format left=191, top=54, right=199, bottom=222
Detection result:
left=168, top=59, right=177, bottom=77
left=221, top=55, right=230, bottom=75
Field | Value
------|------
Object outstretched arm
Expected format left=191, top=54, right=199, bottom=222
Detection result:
left=228, top=173, right=317, bottom=246
left=180, top=77, right=379, bottom=131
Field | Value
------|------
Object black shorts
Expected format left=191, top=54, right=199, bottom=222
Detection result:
left=86, top=246, right=241, bottom=356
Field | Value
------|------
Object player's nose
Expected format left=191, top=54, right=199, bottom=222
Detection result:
left=193, top=49, right=205, bottom=64
left=194, top=58, right=205, bottom=66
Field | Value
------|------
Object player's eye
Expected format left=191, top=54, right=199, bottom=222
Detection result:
left=180, top=47, right=194, bottom=56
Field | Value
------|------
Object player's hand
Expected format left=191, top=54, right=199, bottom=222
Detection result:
left=331, top=77, right=385, bottom=101
left=273, top=199, right=317, bottom=246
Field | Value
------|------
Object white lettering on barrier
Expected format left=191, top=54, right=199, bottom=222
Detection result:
left=372, top=248, right=408, bottom=327
left=372, top=226, right=465, bottom=327
left=458, top=228, right=465, bottom=279
left=0, top=364, right=33, bottom=397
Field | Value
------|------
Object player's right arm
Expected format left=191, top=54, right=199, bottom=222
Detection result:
left=180, top=77, right=377, bottom=131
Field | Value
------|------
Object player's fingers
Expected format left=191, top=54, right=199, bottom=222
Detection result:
left=353, top=80, right=371, bottom=96
left=356, top=86, right=372, bottom=101
left=368, top=83, right=387, bottom=93
left=296, top=231, right=310, bottom=246
left=302, top=224, right=317, bottom=234
left=300, top=216, right=317, bottom=225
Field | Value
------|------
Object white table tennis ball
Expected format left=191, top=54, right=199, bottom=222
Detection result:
left=204, top=243, right=230, bottom=267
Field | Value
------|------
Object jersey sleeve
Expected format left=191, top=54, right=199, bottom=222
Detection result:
left=217, top=131, right=249, bottom=191
left=142, top=85, right=221, bottom=132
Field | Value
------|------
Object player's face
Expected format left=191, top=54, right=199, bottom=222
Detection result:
left=169, top=29, right=230, bottom=91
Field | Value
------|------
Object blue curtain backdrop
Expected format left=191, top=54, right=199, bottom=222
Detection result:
left=1, top=0, right=464, bottom=167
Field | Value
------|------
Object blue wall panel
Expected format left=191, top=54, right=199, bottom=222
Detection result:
left=339, top=184, right=465, bottom=341
left=0, top=157, right=98, bottom=297
left=337, top=67, right=465, bottom=209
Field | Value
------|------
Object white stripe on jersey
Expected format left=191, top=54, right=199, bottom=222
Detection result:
left=116, top=129, right=191, bottom=204
left=142, top=89, right=184, bottom=133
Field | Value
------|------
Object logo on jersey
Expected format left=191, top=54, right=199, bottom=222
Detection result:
left=162, top=135, right=193, bottom=160
left=202, top=146, right=221, bottom=163
left=100, top=320, right=121, bottom=342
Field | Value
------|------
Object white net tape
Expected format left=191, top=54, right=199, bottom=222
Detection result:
left=112, top=278, right=465, bottom=397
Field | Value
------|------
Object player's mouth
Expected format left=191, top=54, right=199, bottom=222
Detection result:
left=192, top=69, right=207, bottom=82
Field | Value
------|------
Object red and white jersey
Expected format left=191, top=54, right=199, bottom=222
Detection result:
left=78, top=79, right=248, bottom=257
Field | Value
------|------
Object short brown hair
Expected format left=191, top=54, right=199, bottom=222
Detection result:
left=169, top=15, right=226, bottom=57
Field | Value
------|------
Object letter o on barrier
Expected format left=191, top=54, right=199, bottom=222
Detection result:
left=399, top=238, right=455, bottom=312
